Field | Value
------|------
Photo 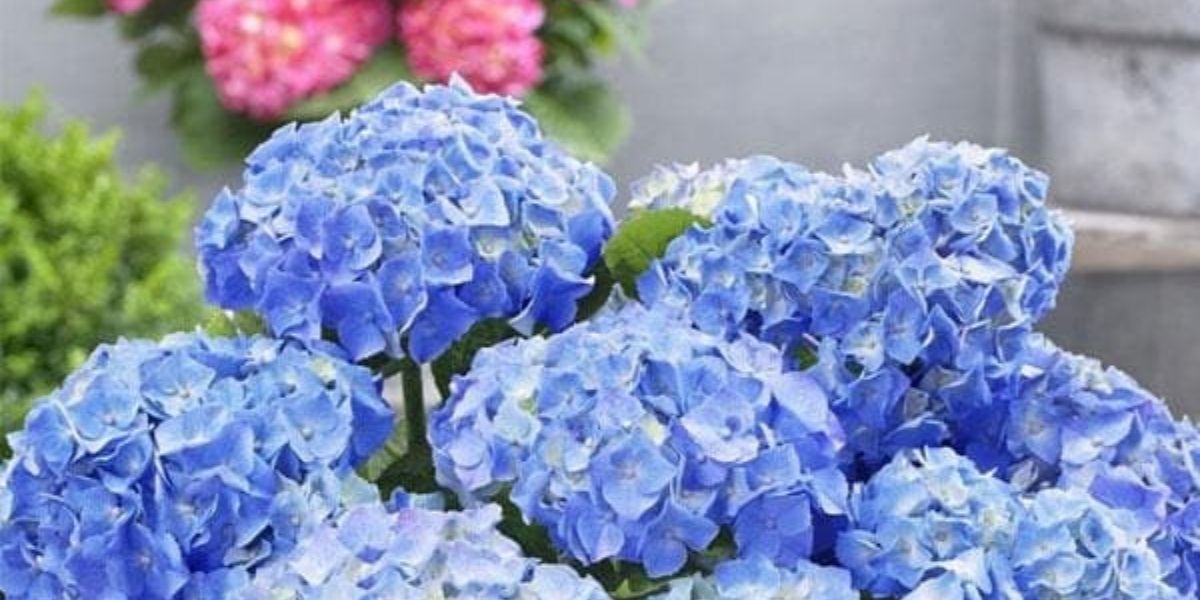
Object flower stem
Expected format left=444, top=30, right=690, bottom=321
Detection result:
left=400, top=358, right=426, bottom=458
left=379, top=358, right=437, bottom=494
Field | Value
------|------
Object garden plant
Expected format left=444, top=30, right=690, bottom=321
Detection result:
left=0, top=80, right=1196, bottom=600
left=0, top=95, right=203, bottom=451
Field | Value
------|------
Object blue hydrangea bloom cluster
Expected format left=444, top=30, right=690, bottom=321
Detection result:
left=429, top=302, right=847, bottom=577
left=635, top=139, right=1074, bottom=468
left=1010, top=487, right=1184, bottom=600
left=959, top=333, right=1200, bottom=593
left=836, top=447, right=1024, bottom=598
left=245, top=493, right=608, bottom=599
left=838, top=447, right=1183, bottom=599
left=1054, top=402, right=1200, bottom=594
left=653, top=555, right=856, bottom=600
left=992, top=334, right=1170, bottom=488
left=627, top=160, right=748, bottom=221
left=0, top=332, right=393, bottom=599
left=1122, top=417, right=1200, bottom=594
left=196, top=78, right=616, bottom=363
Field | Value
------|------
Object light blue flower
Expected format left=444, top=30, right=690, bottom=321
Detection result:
left=0, top=332, right=392, bottom=599
left=594, top=433, right=677, bottom=520
left=1011, top=488, right=1184, bottom=599
left=431, top=301, right=846, bottom=577
left=839, top=446, right=1182, bottom=599
left=642, top=502, right=719, bottom=578
left=633, top=139, right=1074, bottom=469
left=246, top=493, right=609, bottom=599
left=197, top=79, right=616, bottom=362
left=837, top=447, right=1023, bottom=598
left=654, top=555, right=857, bottom=600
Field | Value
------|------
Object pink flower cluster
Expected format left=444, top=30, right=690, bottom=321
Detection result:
left=196, top=0, right=392, bottom=120
left=399, top=0, right=546, bottom=97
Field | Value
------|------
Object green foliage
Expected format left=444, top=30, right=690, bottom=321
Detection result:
left=603, top=209, right=710, bottom=297
left=171, top=66, right=276, bottom=169
left=286, top=47, right=414, bottom=122
left=0, top=94, right=203, bottom=439
left=525, top=76, right=630, bottom=164
left=542, top=0, right=646, bottom=75
left=50, top=0, right=106, bottom=17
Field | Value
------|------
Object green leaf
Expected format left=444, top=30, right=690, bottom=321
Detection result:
left=496, top=493, right=559, bottom=563
left=199, top=310, right=264, bottom=337
left=575, top=261, right=617, bottom=322
left=286, top=46, right=413, bottom=122
left=573, top=1, right=645, bottom=60
left=358, top=419, right=407, bottom=483
left=118, top=0, right=197, bottom=40
left=50, top=0, right=107, bottom=17
left=794, top=343, right=820, bottom=370
left=170, top=67, right=275, bottom=168
left=430, top=319, right=518, bottom=399
left=603, top=208, right=710, bottom=296
left=523, top=78, right=629, bottom=163
left=588, top=561, right=670, bottom=599
left=134, top=40, right=200, bottom=90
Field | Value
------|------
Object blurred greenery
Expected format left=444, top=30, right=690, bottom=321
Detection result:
left=0, top=93, right=204, bottom=447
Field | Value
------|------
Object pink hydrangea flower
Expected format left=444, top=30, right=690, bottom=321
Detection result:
left=399, top=0, right=546, bottom=97
left=107, top=0, right=151, bottom=14
left=196, top=0, right=393, bottom=120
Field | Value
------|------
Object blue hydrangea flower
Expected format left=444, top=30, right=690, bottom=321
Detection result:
left=839, top=447, right=1182, bottom=599
left=1010, top=487, right=1184, bottom=599
left=964, top=334, right=1200, bottom=595
left=653, top=555, right=856, bottom=600
left=627, top=160, right=749, bottom=221
left=1125, top=417, right=1200, bottom=595
left=634, top=138, right=1074, bottom=468
left=990, top=335, right=1169, bottom=490
left=430, top=301, right=847, bottom=577
left=836, top=447, right=1023, bottom=598
left=245, top=493, right=608, bottom=599
left=197, top=78, right=616, bottom=363
left=0, top=332, right=393, bottom=599
left=1048, top=407, right=1200, bottom=596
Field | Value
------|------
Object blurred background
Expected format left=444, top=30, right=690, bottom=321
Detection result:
left=3, top=0, right=1199, bottom=411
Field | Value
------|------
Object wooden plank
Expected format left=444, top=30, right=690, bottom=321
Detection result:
left=1063, top=208, right=1200, bottom=273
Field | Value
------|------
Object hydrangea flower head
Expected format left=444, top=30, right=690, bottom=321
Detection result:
left=969, top=335, right=1200, bottom=594
left=196, top=0, right=393, bottom=119
left=839, top=447, right=1182, bottom=599
left=997, top=335, right=1169, bottom=489
left=247, top=496, right=608, bottom=598
left=837, top=447, right=1023, bottom=598
left=430, top=302, right=846, bottom=577
left=654, top=555, right=856, bottom=600
left=400, top=0, right=546, bottom=97
left=1048, top=406, right=1200, bottom=596
left=0, top=332, right=393, bottom=599
left=627, top=160, right=749, bottom=221
left=636, top=139, right=1074, bottom=467
left=196, top=79, right=616, bottom=362
left=1009, top=487, right=1184, bottom=599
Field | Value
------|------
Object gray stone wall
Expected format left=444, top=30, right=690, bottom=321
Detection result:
left=3, top=0, right=1198, bottom=410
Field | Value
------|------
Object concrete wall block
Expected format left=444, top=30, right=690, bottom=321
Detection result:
left=1041, top=0, right=1200, bottom=39
left=1040, top=32, right=1200, bottom=216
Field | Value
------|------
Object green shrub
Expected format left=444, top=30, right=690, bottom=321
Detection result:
left=0, top=94, right=203, bottom=439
